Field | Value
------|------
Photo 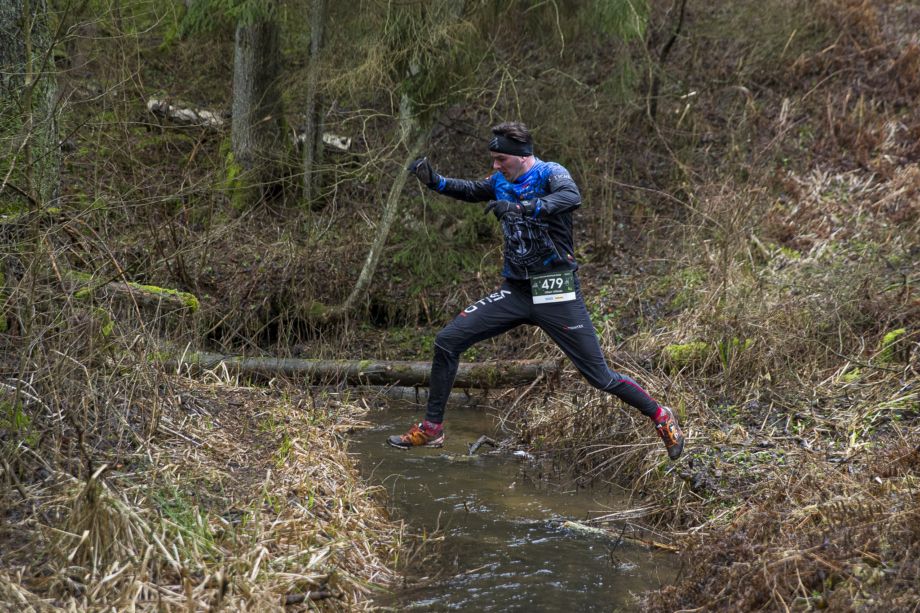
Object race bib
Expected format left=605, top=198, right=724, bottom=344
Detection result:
left=530, top=271, right=576, bottom=304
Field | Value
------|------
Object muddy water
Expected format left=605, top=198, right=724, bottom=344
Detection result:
left=351, top=405, right=677, bottom=612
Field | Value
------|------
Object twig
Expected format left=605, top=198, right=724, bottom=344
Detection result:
left=1, top=459, right=30, bottom=501
left=817, top=342, right=901, bottom=373
left=468, top=435, right=498, bottom=456
left=0, top=181, right=38, bottom=207
left=498, top=372, right=544, bottom=433
left=284, top=590, right=333, bottom=605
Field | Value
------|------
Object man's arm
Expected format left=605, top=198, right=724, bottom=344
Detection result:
left=409, top=157, right=495, bottom=202
left=525, top=166, right=581, bottom=217
left=433, top=176, right=495, bottom=202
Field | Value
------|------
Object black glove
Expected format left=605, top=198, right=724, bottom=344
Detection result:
left=407, top=157, right=440, bottom=188
left=484, top=200, right=522, bottom=220
left=520, top=199, right=540, bottom=218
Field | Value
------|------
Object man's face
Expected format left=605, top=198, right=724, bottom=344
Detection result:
left=490, top=152, right=529, bottom=181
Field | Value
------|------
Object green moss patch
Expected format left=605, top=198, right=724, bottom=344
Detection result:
left=878, top=328, right=908, bottom=363
left=662, top=341, right=710, bottom=370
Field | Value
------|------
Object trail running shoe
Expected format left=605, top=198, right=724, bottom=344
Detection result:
left=387, top=422, right=445, bottom=449
left=655, top=406, right=685, bottom=461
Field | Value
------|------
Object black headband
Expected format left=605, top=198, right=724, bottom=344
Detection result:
left=489, top=134, right=533, bottom=156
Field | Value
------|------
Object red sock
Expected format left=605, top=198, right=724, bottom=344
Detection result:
left=422, top=420, right=443, bottom=434
left=652, top=406, right=667, bottom=423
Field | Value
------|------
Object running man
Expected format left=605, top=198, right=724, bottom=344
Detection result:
left=388, top=121, right=685, bottom=460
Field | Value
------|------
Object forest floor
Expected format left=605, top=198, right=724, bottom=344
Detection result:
left=2, top=0, right=919, bottom=610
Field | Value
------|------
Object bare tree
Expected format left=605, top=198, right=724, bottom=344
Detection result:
left=1, top=0, right=59, bottom=209
left=301, top=0, right=325, bottom=206
left=230, top=0, right=284, bottom=207
left=329, top=1, right=470, bottom=319
left=1, top=0, right=60, bottom=336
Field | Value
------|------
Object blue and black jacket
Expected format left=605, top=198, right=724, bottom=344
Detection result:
left=430, top=158, right=581, bottom=280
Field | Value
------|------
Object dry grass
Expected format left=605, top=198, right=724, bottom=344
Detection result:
left=509, top=1, right=920, bottom=609
left=514, top=162, right=919, bottom=607
left=0, top=306, right=403, bottom=610
left=642, top=436, right=920, bottom=611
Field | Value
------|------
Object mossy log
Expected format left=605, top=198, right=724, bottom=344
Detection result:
left=68, top=271, right=199, bottom=312
left=168, top=351, right=559, bottom=388
left=101, top=281, right=200, bottom=312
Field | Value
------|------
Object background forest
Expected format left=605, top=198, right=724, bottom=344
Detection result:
left=1, top=0, right=918, bottom=610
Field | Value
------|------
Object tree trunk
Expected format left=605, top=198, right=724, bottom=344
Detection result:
left=1, top=0, right=59, bottom=335
left=231, top=3, right=283, bottom=207
left=1, top=0, right=58, bottom=208
left=301, top=0, right=326, bottom=206
left=168, top=351, right=560, bottom=388
left=648, top=0, right=688, bottom=123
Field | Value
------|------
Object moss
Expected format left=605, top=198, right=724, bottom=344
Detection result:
left=66, top=270, right=93, bottom=283
left=93, top=307, right=115, bottom=337
left=778, top=246, right=801, bottom=260
left=147, top=350, right=173, bottom=364
left=223, top=148, right=253, bottom=210
left=662, top=341, right=710, bottom=370
left=134, top=284, right=200, bottom=312
left=304, top=301, right=329, bottom=320
left=841, top=368, right=861, bottom=383
left=1, top=400, right=36, bottom=446
left=878, top=328, right=908, bottom=363
left=66, top=270, right=198, bottom=311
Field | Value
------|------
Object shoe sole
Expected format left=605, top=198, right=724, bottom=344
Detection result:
left=668, top=440, right=685, bottom=460
left=386, top=437, right=445, bottom=449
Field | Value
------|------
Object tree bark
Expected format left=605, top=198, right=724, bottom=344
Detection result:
left=168, top=351, right=560, bottom=388
left=648, top=0, right=688, bottom=123
left=301, top=0, right=326, bottom=206
left=1, top=0, right=58, bottom=208
left=1, top=0, right=59, bottom=335
left=231, top=3, right=283, bottom=206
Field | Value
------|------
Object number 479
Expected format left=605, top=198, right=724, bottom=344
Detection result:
left=541, top=278, right=563, bottom=290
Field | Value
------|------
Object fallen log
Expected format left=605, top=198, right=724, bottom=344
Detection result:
left=68, top=271, right=200, bottom=312
left=147, top=98, right=224, bottom=129
left=168, top=350, right=559, bottom=388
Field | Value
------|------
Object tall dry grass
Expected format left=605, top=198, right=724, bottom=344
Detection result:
left=511, top=0, right=919, bottom=608
left=0, top=220, right=403, bottom=610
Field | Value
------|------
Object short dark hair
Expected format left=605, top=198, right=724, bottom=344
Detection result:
left=491, top=121, right=532, bottom=146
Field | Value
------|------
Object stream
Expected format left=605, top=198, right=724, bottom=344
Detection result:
left=350, top=404, right=678, bottom=611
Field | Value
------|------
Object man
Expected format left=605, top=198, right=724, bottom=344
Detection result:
left=387, top=121, right=685, bottom=460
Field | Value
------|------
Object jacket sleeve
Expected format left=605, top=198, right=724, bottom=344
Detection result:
left=431, top=176, right=496, bottom=202
left=532, top=167, right=581, bottom=217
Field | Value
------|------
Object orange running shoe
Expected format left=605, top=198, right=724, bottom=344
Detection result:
left=387, top=422, right=445, bottom=449
left=655, top=406, right=685, bottom=460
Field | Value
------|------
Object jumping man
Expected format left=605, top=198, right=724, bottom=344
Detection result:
left=387, top=121, right=685, bottom=460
